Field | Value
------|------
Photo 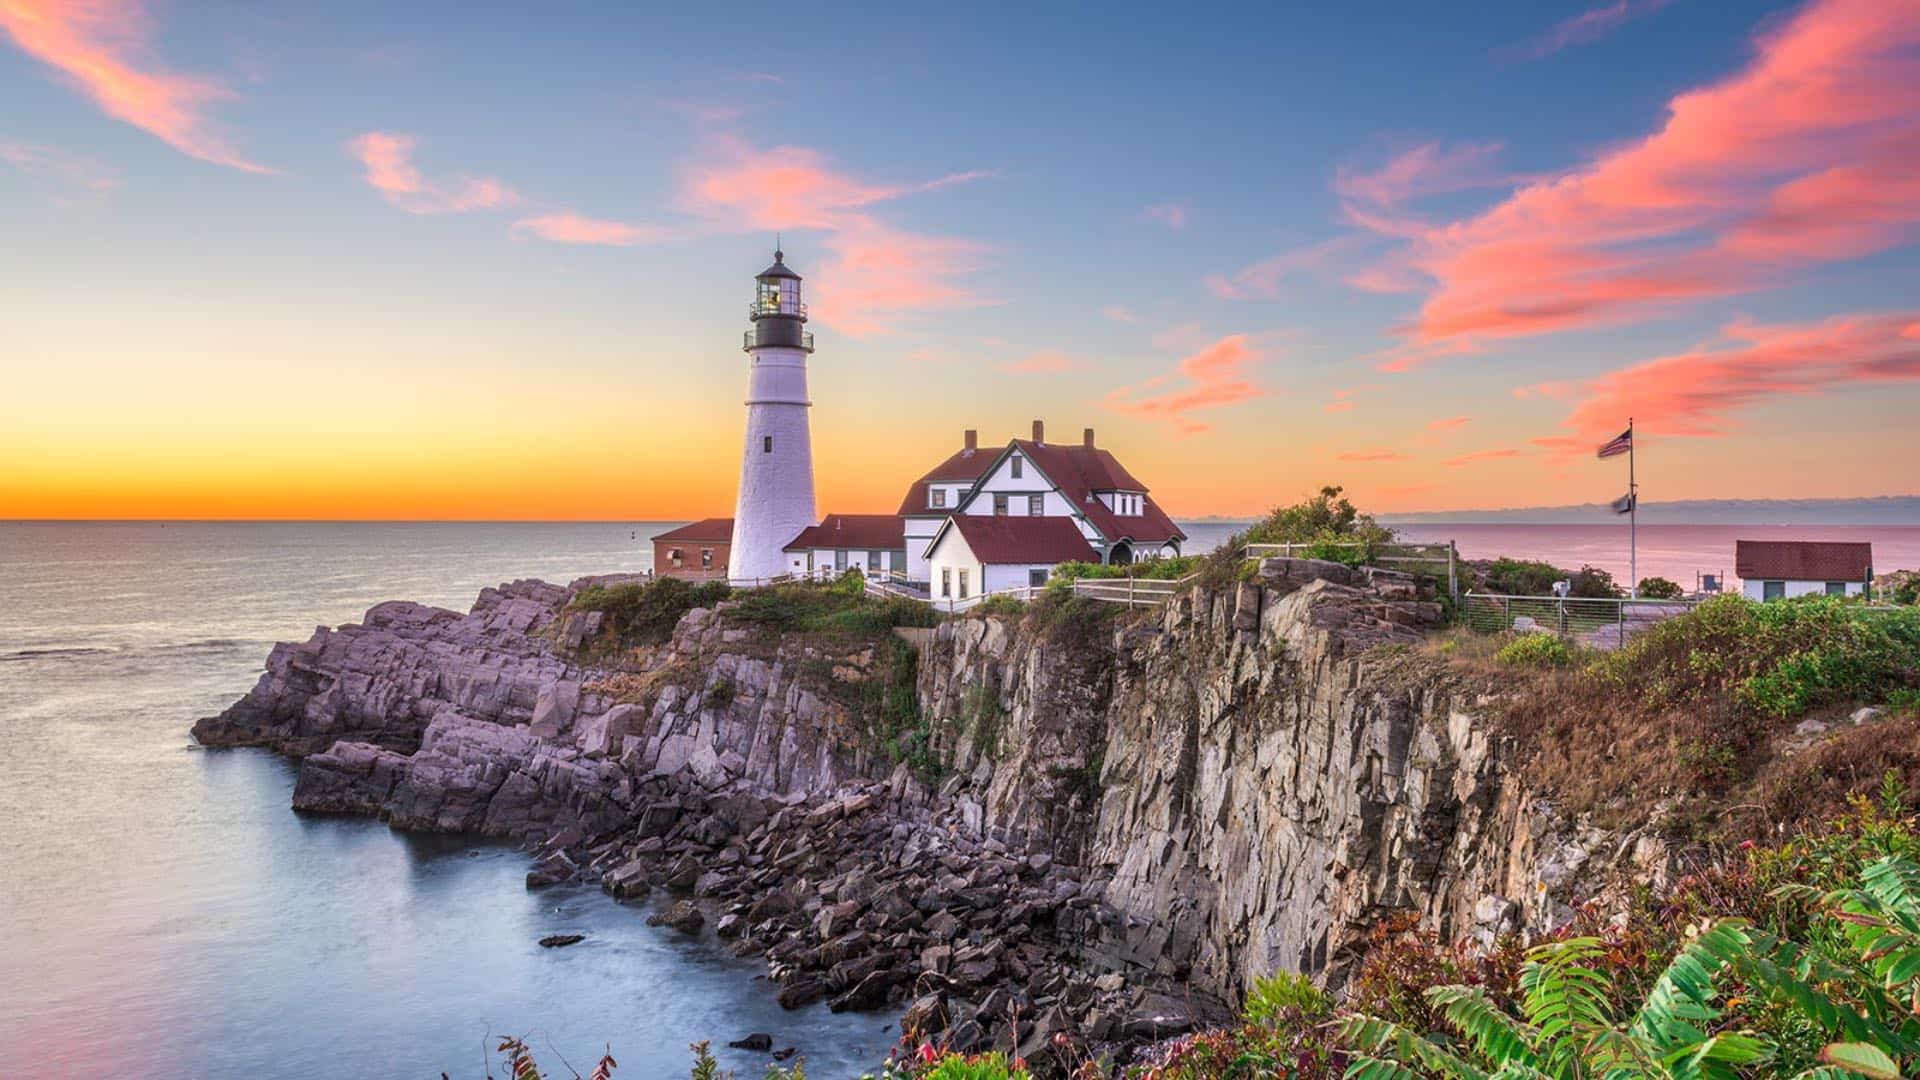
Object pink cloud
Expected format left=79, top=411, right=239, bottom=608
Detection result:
left=995, top=350, right=1090, bottom=375
left=1101, top=304, right=1139, bottom=323
left=0, top=0, right=267, bottom=172
left=675, top=135, right=994, bottom=335
left=0, top=140, right=118, bottom=194
left=1206, top=234, right=1371, bottom=300
left=1103, top=334, right=1266, bottom=437
left=1143, top=202, right=1189, bottom=229
left=1322, top=384, right=1382, bottom=414
left=346, top=132, right=520, bottom=215
left=511, top=212, right=664, bottom=247
left=1443, top=447, right=1522, bottom=467
left=1428, top=414, right=1473, bottom=431
left=1347, top=0, right=1920, bottom=364
left=1499, top=0, right=1673, bottom=62
left=1336, top=449, right=1407, bottom=463
left=1559, top=310, right=1920, bottom=439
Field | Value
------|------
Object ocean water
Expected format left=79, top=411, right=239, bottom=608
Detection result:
left=4, top=519, right=1915, bottom=1080
left=0, top=522, right=898, bottom=1080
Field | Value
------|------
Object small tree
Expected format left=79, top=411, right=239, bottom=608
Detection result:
left=1242, top=485, right=1394, bottom=554
left=1639, top=576, right=1684, bottom=599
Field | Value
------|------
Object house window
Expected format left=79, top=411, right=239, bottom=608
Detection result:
left=835, top=549, right=848, bottom=572
left=867, top=550, right=882, bottom=572
left=931, top=488, right=946, bottom=509
left=958, top=570, right=969, bottom=599
left=1028, top=568, right=1048, bottom=587
left=701, top=548, right=713, bottom=569
left=1763, top=580, right=1786, bottom=600
left=1010, top=456, right=1023, bottom=479
left=1028, top=494, right=1043, bottom=516
left=941, top=567, right=951, bottom=597
left=1826, top=581, right=1848, bottom=596
left=993, top=493, right=1009, bottom=515
left=668, top=547, right=683, bottom=566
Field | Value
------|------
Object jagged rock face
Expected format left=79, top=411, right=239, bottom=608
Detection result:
left=916, top=558, right=1671, bottom=1006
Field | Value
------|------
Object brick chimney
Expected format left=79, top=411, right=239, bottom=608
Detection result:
left=1083, top=427, right=1095, bottom=448
left=963, top=428, right=977, bottom=451
left=1031, top=419, right=1045, bottom=444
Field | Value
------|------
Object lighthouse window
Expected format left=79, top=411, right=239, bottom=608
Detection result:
left=763, top=436, right=772, bottom=453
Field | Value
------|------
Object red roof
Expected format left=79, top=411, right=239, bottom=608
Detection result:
left=942, top=515, right=1098, bottom=564
left=1735, top=540, right=1872, bottom=581
left=652, top=518, right=733, bottom=543
left=895, top=445, right=999, bottom=516
left=1010, top=440, right=1186, bottom=546
left=783, top=514, right=906, bottom=551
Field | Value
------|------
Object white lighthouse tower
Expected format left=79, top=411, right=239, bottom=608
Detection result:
left=728, top=249, right=818, bottom=583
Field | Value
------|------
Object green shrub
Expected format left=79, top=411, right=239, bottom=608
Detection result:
left=1471, top=558, right=1623, bottom=598
left=722, top=582, right=935, bottom=637
left=1240, top=484, right=1394, bottom=550
left=1243, top=970, right=1330, bottom=1027
left=568, top=577, right=731, bottom=648
left=971, top=593, right=1028, bottom=616
left=1593, top=594, right=1920, bottom=719
left=1049, top=555, right=1201, bottom=582
left=1495, top=632, right=1573, bottom=668
left=1638, top=575, right=1685, bottom=599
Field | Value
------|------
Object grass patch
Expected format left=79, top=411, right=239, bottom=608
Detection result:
left=721, top=578, right=938, bottom=640
left=1494, top=632, right=1574, bottom=668
left=567, top=577, right=731, bottom=650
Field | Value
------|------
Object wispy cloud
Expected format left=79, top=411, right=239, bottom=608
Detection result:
left=995, top=350, right=1091, bottom=375
left=1428, top=414, right=1473, bottom=431
left=1103, top=334, right=1266, bottom=437
left=1335, top=449, right=1407, bottom=463
left=1101, top=304, right=1139, bottom=323
left=1143, top=202, right=1189, bottom=229
left=0, top=140, right=118, bottom=196
left=1322, top=384, right=1383, bottom=414
left=511, top=211, right=664, bottom=246
left=1559, top=311, right=1920, bottom=439
left=0, top=0, right=268, bottom=173
left=1443, top=447, right=1522, bottom=467
left=675, top=134, right=995, bottom=335
left=1346, top=0, right=1920, bottom=368
left=1206, top=234, right=1372, bottom=300
left=346, top=132, right=520, bottom=215
left=1499, top=0, right=1673, bottom=62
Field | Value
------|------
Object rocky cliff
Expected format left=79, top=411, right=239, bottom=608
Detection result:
left=194, top=560, right=1669, bottom=1062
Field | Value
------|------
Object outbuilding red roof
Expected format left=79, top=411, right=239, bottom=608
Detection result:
left=1010, top=439, right=1186, bottom=546
left=652, top=518, right=733, bottom=543
left=1735, top=540, right=1872, bottom=581
left=941, top=514, right=1099, bottom=564
left=783, top=514, right=906, bottom=551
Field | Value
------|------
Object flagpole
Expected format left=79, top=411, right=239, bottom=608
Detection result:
left=1628, top=416, right=1637, bottom=599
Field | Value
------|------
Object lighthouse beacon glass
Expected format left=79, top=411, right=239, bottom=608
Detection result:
left=728, top=250, right=819, bottom=584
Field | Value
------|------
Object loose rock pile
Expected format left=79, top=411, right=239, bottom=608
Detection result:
left=527, top=768, right=1211, bottom=1067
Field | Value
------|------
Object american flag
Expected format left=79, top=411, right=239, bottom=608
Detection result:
left=1611, top=492, right=1635, bottom=514
left=1596, top=426, right=1632, bottom=459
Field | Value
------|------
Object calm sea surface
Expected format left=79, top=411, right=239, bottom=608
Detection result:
left=3, top=520, right=1915, bottom=1079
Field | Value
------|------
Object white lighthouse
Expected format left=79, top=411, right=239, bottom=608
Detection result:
left=728, top=249, right=818, bottom=583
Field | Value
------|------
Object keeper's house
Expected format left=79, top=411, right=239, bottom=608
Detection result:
left=782, top=514, right=907, bottom=579
left=1735, top=539, right=1873, bottom=600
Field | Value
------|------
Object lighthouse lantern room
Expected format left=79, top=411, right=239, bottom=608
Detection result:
left=728, top=249, right=819, bottom=583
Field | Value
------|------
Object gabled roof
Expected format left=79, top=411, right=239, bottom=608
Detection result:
left=895, top=446, right=998, bottom=516
left=783, top=514, right=906, bottom=551
left=1006, top=440, right=1185, bottom=545
left=937, top=514, right=1099, bottom=565
left=652, top=518, right=733, bottom=543
left=1735, top=540, right=1872, bottom=581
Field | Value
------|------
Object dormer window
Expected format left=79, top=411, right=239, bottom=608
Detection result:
left=1010, top=456, right=1024, bottom=480
left=931, top=488, right=946, bottom=509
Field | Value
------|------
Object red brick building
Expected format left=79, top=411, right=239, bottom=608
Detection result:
left=651, top=518, right=733, bottom=581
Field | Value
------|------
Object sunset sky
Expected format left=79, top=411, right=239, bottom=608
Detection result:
left=3, top=0, right=1918, bottom=520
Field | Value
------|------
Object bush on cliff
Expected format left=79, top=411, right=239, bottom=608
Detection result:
left=724, top=581, right=938, bottom=638
left=1467, top=557, right=1624, bottom=598
left=1238, top=484, right=1394, bottom=552
left=1050, top=556, right=1202, bottom=583
left=570, top=578, right=732, bottom=648
left=1493, top=632, right=1574, bottom=668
